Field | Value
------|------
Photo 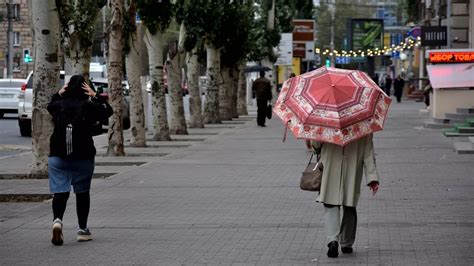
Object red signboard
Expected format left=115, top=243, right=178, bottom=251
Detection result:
left=293, top=20, right=314, bottom=42
left=293, top=42, right=306, bottom=58
left=429, top=51, right=474, bottom=63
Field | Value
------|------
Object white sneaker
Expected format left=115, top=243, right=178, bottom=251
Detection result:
left=51, top=218, right=63, bottom=246
left=77, top=228, right=93, bottom=242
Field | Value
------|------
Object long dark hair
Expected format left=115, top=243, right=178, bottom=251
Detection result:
left=62, top=75, right=88, bottom=100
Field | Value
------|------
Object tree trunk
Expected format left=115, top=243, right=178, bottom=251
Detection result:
left=203, top=44, right=221, bottom=124
left=64, top=34, right=92, bottom=77
left=230, top=65, right=239, bottom=118
left=237, top=63, right=248, bottom=115
left=144, top=30, right=170, bottom=140
left=126, top=21, right=146, bottom=147
left=186, top=48, right=204, bottom=128
left=106, top=0, right=125, bottom=156
left=219, top=66, right=233, bottom=121
left=166, top=40, right=188, bottom=135
left=30, top=0, right=61, bottom=177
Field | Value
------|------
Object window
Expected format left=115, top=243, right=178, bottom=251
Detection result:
left=13, top=32, right=20, bottom=46
left=12, top=4, right=20, bottom=19
left=6, top=3, right=20, bottom=19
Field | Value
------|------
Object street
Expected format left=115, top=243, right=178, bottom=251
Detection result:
left=0, top=114, right=31, bottom=158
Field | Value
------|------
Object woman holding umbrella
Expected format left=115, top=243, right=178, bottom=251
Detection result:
left=273, top=67, right=391, bottom=258
left=312, top=135, right=379, bottom=257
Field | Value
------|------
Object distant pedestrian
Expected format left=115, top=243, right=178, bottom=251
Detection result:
left=372, top=73, right=379, bottom=86
left=289, top=72, right=296, bottom=78
left=47, top=74, right=113, bottom=246
left=423, top=83, right=433, bottom=108
left=312, top=135, right=379, bottom=258
left=252, top=71, right=272, bottom=127
left=384, top=75, right=392, bottom=96
left=393, top=75, right=405, bottom=103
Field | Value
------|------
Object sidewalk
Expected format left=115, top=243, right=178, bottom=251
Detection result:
left=1, top=101, right=474, bottom=265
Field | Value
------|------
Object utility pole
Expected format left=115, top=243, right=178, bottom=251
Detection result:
left=329, top=0, right=335, bottom=67
left=7, top=0, right=14, bottom=78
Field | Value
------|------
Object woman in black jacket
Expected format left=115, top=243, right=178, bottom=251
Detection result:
left=47, top=74, right=112, bottom=246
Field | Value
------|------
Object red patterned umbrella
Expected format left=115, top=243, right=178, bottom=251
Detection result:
left=273, top=66, right=392, bottom=146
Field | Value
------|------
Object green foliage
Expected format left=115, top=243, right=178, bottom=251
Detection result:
left=136, top=0, right=173, bottom=35
left=293, top=0, right=313, bottom=19
left=314, top=0, right=364, bottom=51
left=56, top=0, right=107, bottom=55
left=403, top=0, right=420, bottom=24
left=220, top=1, right=254, bottom=66
left=247, top=0, right=300, bottom=62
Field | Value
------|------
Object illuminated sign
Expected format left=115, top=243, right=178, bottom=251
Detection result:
left=349, top=19, right=384, bottom=51
left=429, top=51, right=474, bottom=63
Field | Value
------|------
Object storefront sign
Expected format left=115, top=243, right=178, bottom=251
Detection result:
left=421, top=26, right=447, bottom=46
left=293, top=20, right=315, bottom=42
left=429, top=51, right=474, bottom=63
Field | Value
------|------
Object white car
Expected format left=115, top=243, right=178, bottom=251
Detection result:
left=0, top=78, right=24, bottom=118
left=18, top=71, right=65, bottom=136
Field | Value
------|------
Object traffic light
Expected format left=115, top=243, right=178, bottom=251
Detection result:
left=23, top=48, right=32, bottom=63
left=325, top=58, right=330, bottom=67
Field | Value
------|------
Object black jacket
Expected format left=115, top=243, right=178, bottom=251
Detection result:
left=47, top=93, right=113, bottom=159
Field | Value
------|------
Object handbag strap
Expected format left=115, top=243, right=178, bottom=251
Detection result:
left=307, top=143, right=323, bottom=167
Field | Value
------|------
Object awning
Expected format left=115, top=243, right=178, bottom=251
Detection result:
left=426, top=63, right=474, bottom=89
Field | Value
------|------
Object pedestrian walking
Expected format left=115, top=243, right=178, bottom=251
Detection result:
left=312, top=136, right=379, bottom=258
left=393, top=75, right=405, bottom=103
left=273, top=67, right=390, bottom=258
left=384, top=74, right=392, bottom=96
left=252, top=71, right=272, bottom=127
left=47, top=74, right=113, bottom=246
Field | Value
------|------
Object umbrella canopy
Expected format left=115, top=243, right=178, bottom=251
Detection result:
left=273, top=66, right=392, bottom=146
left=244, top=65, right=271, bottom=73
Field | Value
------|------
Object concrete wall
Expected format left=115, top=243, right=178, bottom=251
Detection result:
left=432, top=88, right=474, bottom=119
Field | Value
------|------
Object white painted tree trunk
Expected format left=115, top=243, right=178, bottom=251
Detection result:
left=64, top=34, right=92, bottom=77
left=144, top=30, right=170, bottom=140
left=219, top=66, right=233, bottom=120
left=106, top=0, right=125, bottom=156
left=263, top=0, right=277, bottom=103
left=166, top=41, right=188, bottom=135
left=186, top=48, right=204, bottom=128
left=203, top=45, right=221, bottom=124
left=126, top=24, right=146, bottom=147
left=237, top=63, right=248, bottom=115
left=30, top=0, right=61, bottom=177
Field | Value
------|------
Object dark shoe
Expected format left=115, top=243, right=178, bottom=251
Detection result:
left=341, top=246, right=353, bottom=254
left=327, top=241, right=339, bottom=258
left=51, top=218, right=63, bottom=246
left=261, top=125, right=266, bottom=127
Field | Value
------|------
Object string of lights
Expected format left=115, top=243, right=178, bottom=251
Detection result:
left=315, top=36, right=422, bottom=58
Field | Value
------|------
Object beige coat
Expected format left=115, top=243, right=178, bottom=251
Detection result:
left=313, top=134, right=379, bottom=207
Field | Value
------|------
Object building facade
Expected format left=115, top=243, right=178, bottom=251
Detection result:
left=0, top=0, right=33, bottom=79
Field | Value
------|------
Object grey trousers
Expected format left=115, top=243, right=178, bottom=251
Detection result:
left=323, top=204, right=357, bottom=247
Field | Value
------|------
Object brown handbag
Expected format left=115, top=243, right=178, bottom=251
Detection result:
left=300, top=153, right=323, bottom=192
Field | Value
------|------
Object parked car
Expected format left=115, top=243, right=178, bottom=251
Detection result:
left=0, top=78, right=25, bottom=118
left=18, top=71, right=65, bottom=136
left=90, top=78, right=131, bottom=130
